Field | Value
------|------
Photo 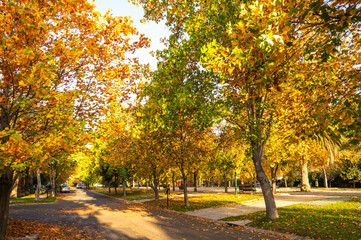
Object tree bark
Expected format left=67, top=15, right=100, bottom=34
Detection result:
left=283, top=175, right=288, bottom=188
left=193, top=171, right=197, bottom=192
left=10, top=177, right=19, bottom=198
left=35, top=168, right=41, bottom=201
left=252, top=147, right=278, bottom=219
left=271, top=163, right=278, bottom=194
left=172, top=171, right=175, bottom=191
left=0, top=168, right=16, bottom=239
left=182, top=176, right=189, bottom=207
left=122, top=181, right=126, bottom=197
left=151, top=169, right=159, bottom=201
left=301, top=161, right=311, bottom=192
left=50, top=168, right=58, bottom=196
left=322, top=166, right=328, bottom=188
left=180, top=163, right=189, bottom=207
left=224, top=174, right=228, bottom=193
left=51, top=175, right=56, bottom=196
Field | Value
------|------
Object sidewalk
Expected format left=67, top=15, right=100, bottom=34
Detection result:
left=132, top=188, right=358, bottom=220
left=185, top=193, right=353, bottom=221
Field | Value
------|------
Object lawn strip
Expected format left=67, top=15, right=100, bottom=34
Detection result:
left=92, top=188, right=181, bottom=201
left=222, top=197, right=361, bottom=240
left=10, top=195, right=57, bottom=204
left=145, top=193, right=262, bottom=212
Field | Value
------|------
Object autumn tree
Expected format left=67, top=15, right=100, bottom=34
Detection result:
left=339, top=152, right=361, bottom=188
left=136, top=0, right=298, bottom=218
left=135, top=38, right=219, bottom=206
left=135, top=0, right=360, bottom=219
left=0, top=0, right=149, bottom=237
left=132, top=126, right=170, bottom=200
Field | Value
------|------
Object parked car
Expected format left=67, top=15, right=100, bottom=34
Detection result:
left=33, top=184, right=46, bottom=191
left=76, top=183, right=85, bottom=189
left=94, top=183, right=104, bottom=187
left=60, top=184, right=70, bottom=193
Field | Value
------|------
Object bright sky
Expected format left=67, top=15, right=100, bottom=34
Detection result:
left=93, top=0, right=169, bottom=70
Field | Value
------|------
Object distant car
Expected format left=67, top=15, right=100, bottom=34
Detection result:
left=94, top=183, right=104, bottom=187
left=33, top=185, right=46, bottom=191
left=76, top=183, right=85, bottom=189
left=60, top=184, right=70, bottom=193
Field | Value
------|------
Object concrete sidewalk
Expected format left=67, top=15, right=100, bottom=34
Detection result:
left=185, top=193, right=351, bottom=221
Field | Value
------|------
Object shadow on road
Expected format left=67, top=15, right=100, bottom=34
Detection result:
left=9, top=189, right=286, bottom=240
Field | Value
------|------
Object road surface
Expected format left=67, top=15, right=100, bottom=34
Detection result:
left=10, top=189, right=285, bottom=240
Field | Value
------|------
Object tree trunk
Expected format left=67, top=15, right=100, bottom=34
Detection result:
left=10, top=177, right=19, bottom=198
left=322, top=166, right=328, bottom=188
left=284, top=175, right=288, bottom=188
left=230, top=172, right=234, bottom=187
left=271, top=163, right=278, bottom=194
left=0, top=168, right=16, bottom=239
left=108, top=184, right=111, bottom=193
left=182, top=176, right=189, bottom=207
left=180, top=164, right=189, bottom=207
left=353, top=182, right=356, bottom=188
left=17, top=177, right=22, bottom=198
left=193, top=172, right=197, bottom=192
left=152, top=169, right=159, bottom=201
left=301, top=161, right=310, bottom=192
left=114, top=186, right=117, bottom=194
left=29, top=171, right=34, bottom=193
left=35, top=168, right=41, bottom=201
left=122, top=181, right=126, bottom=197
left=172, top=171, right=175, bottom=191
left=51, top=175, right=56, bottom=196
left=223, top=174, right=228, bottom=193
left=252, top=148, right=278, bottom=219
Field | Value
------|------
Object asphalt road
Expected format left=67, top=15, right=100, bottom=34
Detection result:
left=9, top=189, right=286, bottom=240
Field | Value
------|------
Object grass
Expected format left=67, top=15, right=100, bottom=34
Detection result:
left=222, top=198, right=361, bottom=240
left=10, top=194, right=57, bottom=204
left=93, top=188, right=182, bottom=201
left=145, top=193, right=262, bottom=212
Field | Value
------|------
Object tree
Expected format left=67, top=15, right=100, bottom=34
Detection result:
left=135, top=40, right=219, bottom=206
left=131, top=125, right=170, bottom=200
left=339, top=154, right=361, bottom=188
left=0, top=0, right=149, bottom=237
left=135, top=0, right=360, bottom=219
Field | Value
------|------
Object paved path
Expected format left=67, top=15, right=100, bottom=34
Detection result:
left=9, top=189, right=287, bottom=240
left=185, top=191, right=360, bottom=221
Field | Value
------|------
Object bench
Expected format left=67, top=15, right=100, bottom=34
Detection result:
left=239, top=185, right=257, bottom=194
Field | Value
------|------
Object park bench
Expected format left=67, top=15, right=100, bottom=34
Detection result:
left=239, top=184, right=257, bottom=194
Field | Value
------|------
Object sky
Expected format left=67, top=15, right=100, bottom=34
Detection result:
left=93, top=0, right=169, bottom=70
